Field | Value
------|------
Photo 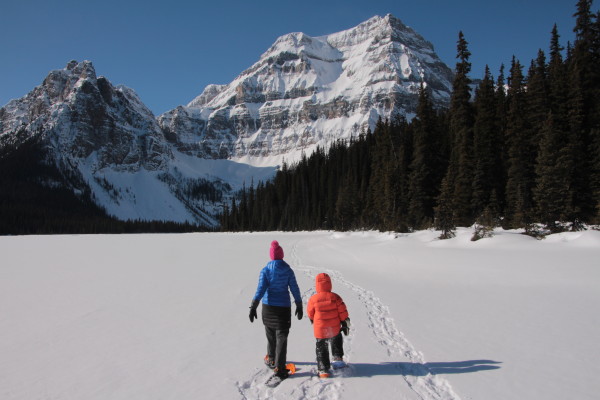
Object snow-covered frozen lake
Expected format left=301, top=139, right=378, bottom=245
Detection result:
left=1, top=229, right=599, bottom=399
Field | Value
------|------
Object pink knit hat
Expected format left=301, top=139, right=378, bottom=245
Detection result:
left=270, top=240, right=284, bottom=260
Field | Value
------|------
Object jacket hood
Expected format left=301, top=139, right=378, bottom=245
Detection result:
left=315, top=273, right=332, bottom=293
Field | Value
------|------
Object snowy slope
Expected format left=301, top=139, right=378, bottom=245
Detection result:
left=1, top=228, right=599, bottom=399
left=0, top=60, right=277, bottom=225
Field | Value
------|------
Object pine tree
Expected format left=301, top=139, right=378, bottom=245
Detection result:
left=443, top=31, right=475, bottom=227
left=548, top=25, right=569, bottom=122
left=472, top=66, right=503, bottom=220
left=569, top=0, right=598, bottom=223
left=588, top=11, right=600, bottom=222
left=504, top=58, right=535, bottom=229
left=408, top=84, right=443, bottom=229
left=334, top=173, right=360, bottom=231
left=526, top=50, right=550, bottom=143
left=389, top=115, right=413, bottom=232
left=533, top=23, right=578, bottom=230
left=534, top=113, right=574, bottom=231
left=435, top=174, right=456, bottom=239
left=367, top=119, right=398, bottom=230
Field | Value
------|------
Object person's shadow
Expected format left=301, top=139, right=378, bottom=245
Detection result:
left=291, top=360, right=501, bottom=378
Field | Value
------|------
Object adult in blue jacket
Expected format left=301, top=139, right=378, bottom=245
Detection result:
left=249, top=240, right=303, bottom=380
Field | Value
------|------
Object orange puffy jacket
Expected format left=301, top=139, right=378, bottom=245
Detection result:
left=307, top=273, right=349, bottom=339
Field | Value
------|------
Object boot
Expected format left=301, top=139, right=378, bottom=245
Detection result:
left=318, top=369, right=330, bottom=378
left=274, top=366, right=290, bottom=379
left=264, top=355, right=275, bottom=369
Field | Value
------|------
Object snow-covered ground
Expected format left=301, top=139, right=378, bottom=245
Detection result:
left=1, top=228, right=599, bottom=399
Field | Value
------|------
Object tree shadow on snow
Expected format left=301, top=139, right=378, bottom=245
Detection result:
left=349, top=360, right=502, bottom=378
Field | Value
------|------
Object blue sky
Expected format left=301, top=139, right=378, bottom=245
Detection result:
left=0, top=0, right=592, bottom=115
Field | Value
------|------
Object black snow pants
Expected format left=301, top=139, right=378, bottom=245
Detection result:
left=262, top=303, right=292, bottom=372
left=315, top=332, right=344, bottom=371
left=265, top=326, right=289, bottom=371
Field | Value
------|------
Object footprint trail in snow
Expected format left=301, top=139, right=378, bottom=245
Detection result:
left=292, top=241, right=461, bottom=400
left=237, top=240, right=460, bottom=399
left=236, top=245, right=355, bottom=400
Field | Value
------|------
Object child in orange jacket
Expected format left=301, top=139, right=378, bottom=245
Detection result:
left=307, top=273, right=350, bottom=377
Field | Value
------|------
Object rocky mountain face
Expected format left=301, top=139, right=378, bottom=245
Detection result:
left=0, top=60, right=171, bottom=172
left=0, top=60, right=229, bottom=225
left=158, top=14, right=453, bottom=164
left=0, top=14, right=454, bottom=225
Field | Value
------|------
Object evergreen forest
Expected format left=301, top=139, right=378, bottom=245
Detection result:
left=221, top=0, right=600, bottom=237
left=0, top=137, right=207, bottom=235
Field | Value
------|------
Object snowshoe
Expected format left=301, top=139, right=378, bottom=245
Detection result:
left=265, top=373, right=286, bottom=388
left=332, top=357, right=347, bottom=370
left=265, top=367, right=290, bottom=388
left=264, top=355, right=275, bottom=369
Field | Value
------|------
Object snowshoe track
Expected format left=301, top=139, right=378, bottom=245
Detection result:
left=237, top=239, right=460, bottom=399
left=292, top=241, right=461, bottom=400
left=236, top=255, right=351, bottom=400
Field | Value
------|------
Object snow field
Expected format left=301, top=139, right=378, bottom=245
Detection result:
left=1, top=229, right=599, bottom=399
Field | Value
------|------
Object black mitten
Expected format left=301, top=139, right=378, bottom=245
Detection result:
left=295, top=302, right=303, bottom=320
left=249, top=299, right=260, bottom=323
left=341, top=318, right=350, bottom=335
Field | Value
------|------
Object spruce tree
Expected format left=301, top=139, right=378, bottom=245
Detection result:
left=504, top=58, right=535, bottom=229
left=534, top=113, right=574, bottom=231
left=569, top=0, right=598, bottom=223
left=533, top=23, right=578, bottom=230
left=526, top=50, right=550, bottom=144
left=589, top=11, right=600, bottom=222
left=548, top=25, right=569, bottom=123
left=435, top=174, right=456, bottom=239
left=390, top=115, right=413, bottom=232
left=472, top=66, right=503, bottom=220
left=445, top=31, right=475, bottom=227
left=367, top=119, right=398, bottom=230
left=408, top=84, right=443, bottom=229
left=334, top=173, right=360, bottom=231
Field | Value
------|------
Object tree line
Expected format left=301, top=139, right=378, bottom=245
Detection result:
left=221, top=0, right=600, bottom=237
left=0, top=136, right=208, bottom=235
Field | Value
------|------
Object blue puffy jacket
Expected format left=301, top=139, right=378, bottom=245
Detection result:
left=253, top=259, right=302, bottom=307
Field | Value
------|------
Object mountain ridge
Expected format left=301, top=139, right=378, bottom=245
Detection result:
left=0, top=14, right=454, bottom=226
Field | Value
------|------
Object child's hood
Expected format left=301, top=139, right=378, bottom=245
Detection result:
left=315, top=273, right=332, bottom=293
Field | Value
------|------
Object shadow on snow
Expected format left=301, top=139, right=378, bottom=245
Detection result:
left=289, top=359, right=502, bottom=378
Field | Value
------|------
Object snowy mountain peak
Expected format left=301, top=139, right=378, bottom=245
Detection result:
left=1, top=15, right=456, bottom=226
left=158, top=14, right=454, bottom=165
left=187, top=84, right=228, bottom=108
left=65, top=59, right=97, bottom=79
left=0, top=59, right=169, bottom=171
left=0, top=60, right=271, bottom=226
left=262, top=31, right=340, bottom=62
left=323, top=14, right=431, bottom=51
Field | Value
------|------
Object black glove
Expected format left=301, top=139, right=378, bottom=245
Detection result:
left=249, top=299, right=259, bottom=323
left=341, top=318, right=350, bottom=336
left=295, top=302, right=303, bottom=320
